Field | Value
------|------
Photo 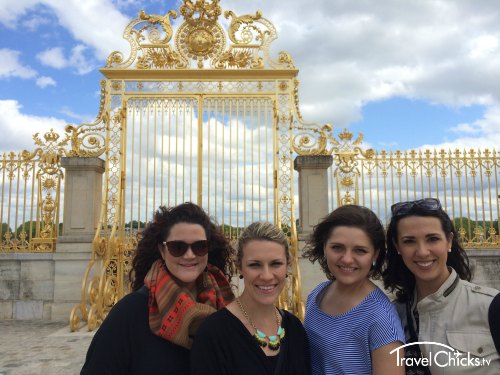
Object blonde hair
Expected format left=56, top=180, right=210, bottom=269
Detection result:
left=236, top=222, right=290, bottom=268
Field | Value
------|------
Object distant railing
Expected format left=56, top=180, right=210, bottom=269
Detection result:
left=327, top=132, right=499, bottom=249
left=0, top=130, right=65, bottom=253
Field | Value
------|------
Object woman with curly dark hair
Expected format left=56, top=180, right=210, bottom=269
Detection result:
left=382, top=198, right=499, bottom=374
left=82, top=202, right=235, bottom=375
left=303, top=205, right=404, bottom=375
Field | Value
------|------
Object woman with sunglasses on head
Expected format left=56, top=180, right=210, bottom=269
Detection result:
left=303, top=205, right=405, bottom=375
left=190, top=222, right=311, bottom=375
left=81, top=202, right=235, bottom=375
left=383, top=198, right=500, bottom=374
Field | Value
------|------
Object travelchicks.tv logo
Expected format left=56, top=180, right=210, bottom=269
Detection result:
left=390, top=342, right=492, bottom=368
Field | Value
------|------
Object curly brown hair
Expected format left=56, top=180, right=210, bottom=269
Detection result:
left=130, top=202, right=235, bottom=291
left=303, top=205, right=387, bottom=281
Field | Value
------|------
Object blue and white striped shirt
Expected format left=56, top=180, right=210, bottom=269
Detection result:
left=304, top=281, right=405, bottom=375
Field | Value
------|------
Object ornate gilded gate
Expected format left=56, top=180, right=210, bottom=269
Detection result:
left=70, top=1, right=325, bottom=330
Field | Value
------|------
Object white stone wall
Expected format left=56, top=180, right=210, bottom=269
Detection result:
left=0, top=253, right=54, bottom=320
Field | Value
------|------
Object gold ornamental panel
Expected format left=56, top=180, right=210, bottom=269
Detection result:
left=176, top=20, right=226, bottom=68
left=69, top=0, right=317, bottom=330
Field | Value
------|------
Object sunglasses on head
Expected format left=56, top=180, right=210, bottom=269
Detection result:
left=162, top=240, right=209, bottom=257
left=391, top=198, right=442, bottom=217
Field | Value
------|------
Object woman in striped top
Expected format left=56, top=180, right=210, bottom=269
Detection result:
left=303, top=205, right=405, bottom=375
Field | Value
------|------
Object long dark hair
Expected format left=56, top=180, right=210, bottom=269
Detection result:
left=382, top=205, right=471, bottom=302
left=303, top=205, right=387, bottom=280
left=130, top=202, right=234, bottom=291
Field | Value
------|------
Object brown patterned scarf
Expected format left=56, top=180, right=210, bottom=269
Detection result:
left=144, top=259, right=234, bottom=349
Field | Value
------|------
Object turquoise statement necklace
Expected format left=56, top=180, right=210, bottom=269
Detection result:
left=236, top=298, right=285, bottom=351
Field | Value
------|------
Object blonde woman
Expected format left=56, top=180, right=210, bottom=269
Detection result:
left=190, top=222, right=311, bottom=375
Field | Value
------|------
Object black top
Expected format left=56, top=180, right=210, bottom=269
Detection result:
left=190, top=308, right=312, bottom=375
left=81, top=286, right=190, bottom=375
left=489, top=292, right=500, bottom=354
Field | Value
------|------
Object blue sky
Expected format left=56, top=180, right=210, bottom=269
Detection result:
left=1, top=0, right=499, bottom=153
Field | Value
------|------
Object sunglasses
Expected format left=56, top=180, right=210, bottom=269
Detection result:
left=391, top=198, right=442, bottom=217
left=162, top=240, right=209, bottom=257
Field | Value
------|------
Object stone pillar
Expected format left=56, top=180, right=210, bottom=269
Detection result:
left=52, top=157, right=105, bottom=321
left=294, top=155, right=333, bottom=239
left=467, top=249, right=500, bottom=291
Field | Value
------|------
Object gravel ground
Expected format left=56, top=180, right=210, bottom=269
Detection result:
left=0, top=320, right=95, bottom=375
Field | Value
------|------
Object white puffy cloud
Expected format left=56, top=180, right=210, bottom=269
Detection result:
left=1, top=0, right=129, bottom=63
left=0, top=49, right=37, bottom=79
left=35, top=75, right=56, bottom=88
left=21, top=14, right=50, bottom=30
left=0, top=100, right=67, bottom=151
left=419, top=106, right=500, bottom=150
left=37, top=47, right=66, bottom=69
left=68, top=44, right=94, bottom=75
left=0, top=0, right=38, bottom=27
left=42, top=0, right=130, bottom=59
left=37, top=45, right=94, bottom=75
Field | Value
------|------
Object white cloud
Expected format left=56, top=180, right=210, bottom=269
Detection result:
left=37, top=45, right=94, bottom=75
left=0, top=48, right=37, bottom=79
left=468, top=34, right=499, bottom=59
left=42, top=0, right=130, bottom=59
left=68, top=44, right=94, bottom=75
left=419, top=106, right=500, bottom=150
left=21, top=14, right=50, bottom=30
left=0, top=0, right=39, bottom=28
left=450, top=123, right=478, bottom=134
left=0, top=100, right=67, bottom=151
left=36, top=75, right=56, bottom=88
left=37, top=47, right=66, bottom=69
left=1, top=0, right=129, bottom=60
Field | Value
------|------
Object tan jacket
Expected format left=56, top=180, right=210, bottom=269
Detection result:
left=396, top=268, right=500, bottom=375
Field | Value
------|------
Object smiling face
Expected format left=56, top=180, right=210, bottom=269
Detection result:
left=324, top=226, right=378, bottom=288
left=394, top=215, right=452, bottom=298
left=239, top=239, right=288, bottom=307
left=158, top=222, right=208, bottom=292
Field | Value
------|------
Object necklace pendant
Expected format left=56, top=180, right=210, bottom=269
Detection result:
left=268, top=335, right=280, bottom=351
left=254, top=329, right=268, bottom=348
left=277, top=326, right=285, bottom=339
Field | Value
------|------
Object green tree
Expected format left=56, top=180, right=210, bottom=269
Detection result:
left=16, top=221, right=38, bottom=239
left=1, top=223, right=13, bottom=239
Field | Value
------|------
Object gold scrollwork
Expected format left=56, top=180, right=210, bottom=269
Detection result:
left=136, top=46, right=186, bottom=69
left=331, top=129, right=374, bottom=205
left=180, top=0, right=222, bottom=24
left=106, top=9, right=180, bottom=69
left=102, top=1, right=293, bottom=71
left=215, top=49, right=254, bottom=68
left=138, top=9, right=178, bottom=44
left=64, top=124, right=105, bottom=157
left=22, top=129, right=68, bottom=176
left=293, top=124, right=334, bottom=156
left=278, top=51, right=295, bottom=69
left=225, top=10, right=264, bottom=45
